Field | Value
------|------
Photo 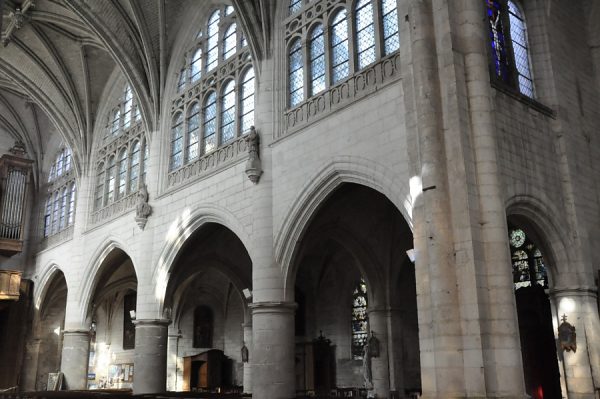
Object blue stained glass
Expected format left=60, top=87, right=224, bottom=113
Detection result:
left=289, top=39, right=304, bottom=107
left=356, top=0, right=376, bottom=69
left=289, top=0, right=302, bottom=15
left=310, top=25, right=326, bottom=95
left=331, top=10, right=349, bottom=84
left=382, top=0, right=400, bottom=55
left=487, top=0, right=510, bottom=83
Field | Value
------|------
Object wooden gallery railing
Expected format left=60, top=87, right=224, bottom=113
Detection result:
left=0, top=143, right=33, bottom=256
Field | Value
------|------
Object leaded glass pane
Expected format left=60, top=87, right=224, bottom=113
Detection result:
left=142, top=142, right=148, bottom=184
left=352, top=279, right=369, bottom=359
left=221, top=81, right=236, bottom=143
left=171, top=113, right=184, bottom=170
left=43, top=197, right=52, bottom=237
left=129, top=141, right=140, bottom=193
left=59, top=187, right=67, bottom=230
left=331, top=10, right=349, bottom=84
left=191, top=49, right=202, bottom=82
left=106, top=156, right=116, bottom=203
left=117, top=150, right=128, bottom=199
left=241, top=68, right=255, bottom=134
left=289, top=39, right=304, bottom=107
left=95, top=163, right=105, bottom=210
left=206, top=10, right=221, bottom=72
left=178, top=69, right=186, bottom=91
left=508, top=0, right=534, bottom=97
left=203, top=92, right=217, bottom=153
left=110, top=109, right=121, bottom=135
left=487, top=0, right=510, bottom=83
left=52, top=192, right=60, bottom=234
left=381, top=0, right=400, bottom=55
left=310, top=24, right=326, bottom=95
left=356, top=0, right=376, bottom=69
left=223, top=24, right=237, bottom=60
left=289, top=0, right=302, bottom=15
left=509, top=227, right=549, bottom=290
left=68, top=184, right=76, bottom=225
left=123, top=86, right=133, bottom=129
left=187, top=103, right=200, bottom=162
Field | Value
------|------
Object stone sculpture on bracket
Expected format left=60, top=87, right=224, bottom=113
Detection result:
left=244, top=126, right=263, bottom=184
left=135, top=184, right=152, bottom=230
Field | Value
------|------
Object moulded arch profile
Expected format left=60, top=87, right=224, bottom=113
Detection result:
left=34, top=263, right=67, bottom=312
left=505, top=194, right=572, bottom=286
left=152, top=204, right=253, bottom=315
left=327, top=5, right=349, bottom=26
left=275, top=157, right=414, bottom=301
left=77, top=238, right=139, bottom=325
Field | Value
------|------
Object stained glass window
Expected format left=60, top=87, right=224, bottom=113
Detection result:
left=95, top=163, right=105, bottom=210
left=381, top=0, right=400, bottom=55
left=223, top=24, right=237, bottom=60
left=355, top=0, right=376, bottom=70
left=220, top=81, right=236, bottom=143
left=186, top=103, right=200, bottom=162
left=289, top=0, right=302, bottom=15
left=123, top=86, right=133, bottom=129
left=206, top=11, right=221, bottom=72
left=117, top=149, right=128, bottom=199
left=105, top=156, right=116, bottom=204
left=309, top=24, right=326, bottom=95
left=191, top=49, right=202, bottom=83
left=129, top=141, right=140, bottom=193
left=487, top=0, right=510, bottom=83
left=52, top=192, right=60, bottom=234
left=170, top=113, right=183, bottom=170
left=203, top=92, right=217, bottom=153
left=67, top=183, right=76, bottom=225
left=59, top=187, right=68, bottom=230
left=352, top=279, right=369, bottom=359
left=331, top=9, right=349, bottom=84
left=43, top=198, right=52, bottom=237
left=240, top=68, right=255, bottom=134
left=507, top=0, right=534, bottom=97
left=289, top=38, right=304, bottom=107
left=509, top=227, right=548, bottom=289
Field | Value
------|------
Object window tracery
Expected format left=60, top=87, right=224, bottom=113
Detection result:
left=508, top=227, right=548, bottom=289
left=94, top=84, right=147, bottom=213
left=285, top=0, right=400, bottom=108
left=169, top=5, right=254, bottom=174
left=486, top=0, right=535, bottom=98
left=43, top=147, right=76, bottom=238
left=352, top=278, right=369, bottom=359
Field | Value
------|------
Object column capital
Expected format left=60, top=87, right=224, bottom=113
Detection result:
left=549, top=287, right=597, bottom=299
left=62, top=329, right=90, bottom=337
left=132, top=318, right=171, bottom=327
left=249, top=301, right=296, bottom=315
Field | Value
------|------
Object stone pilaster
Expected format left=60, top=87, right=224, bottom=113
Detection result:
left=250, top=302, right=296, bottom=399
left=60, top=329, right=90, bottom=390
left=242, top=322, right=253, bottom=394
left=133, top=319, right=170, bottom=394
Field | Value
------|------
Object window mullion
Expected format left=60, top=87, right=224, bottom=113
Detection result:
left=372, top=0, right=384, bottom=61
left=303, top=42, right=310, bottom=102
left=348, top=6, right=358, bottom=75
left=323, top=24, right=332, bottom=89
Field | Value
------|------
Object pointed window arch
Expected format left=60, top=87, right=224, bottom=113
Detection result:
left=206, top=10, right=221, bottom=72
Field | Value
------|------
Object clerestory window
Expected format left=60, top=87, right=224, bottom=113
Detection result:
left=170, top=5, right=255, bottom=172
left=43, top=147, right=76, bottom=237
left=285, top=0, right=401, bottom=108
left=94, top=84, right=147, bottom=211
left=486, top=0, right=535, bottom=98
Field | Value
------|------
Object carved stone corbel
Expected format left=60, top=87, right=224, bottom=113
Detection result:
left=244, top=126, right=263, bottom=184
left=135, top=184, right=152, bottom=230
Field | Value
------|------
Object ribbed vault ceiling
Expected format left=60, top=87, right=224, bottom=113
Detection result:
left=0, top=0, right=271, bottom=184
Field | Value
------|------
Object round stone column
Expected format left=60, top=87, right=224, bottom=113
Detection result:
left=250, top=302, right=295, bottom=399
left=368, top=309, right=390, bottom=398
left=242, top=322, right=253, bottom=394
left=133, top=319, right=170, bottom=394
left=60, top=329, right=90, bottom=390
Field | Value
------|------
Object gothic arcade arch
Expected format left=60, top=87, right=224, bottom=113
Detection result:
left=277, top=157, right=414, bottom=300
